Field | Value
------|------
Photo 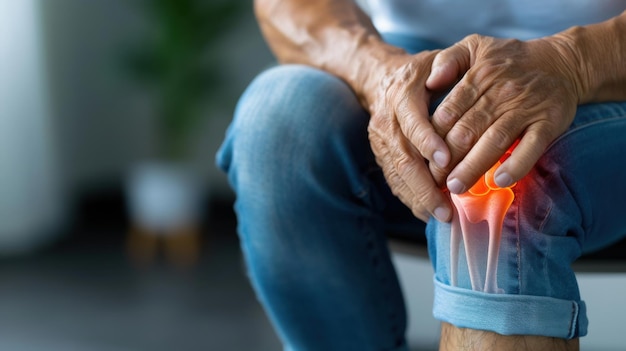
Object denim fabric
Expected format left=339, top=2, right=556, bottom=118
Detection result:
left=428, top=101, right=626, bottom=338
left=217, top=65, right=419, bottom=351
left=216, top=35, right=626, bottom=348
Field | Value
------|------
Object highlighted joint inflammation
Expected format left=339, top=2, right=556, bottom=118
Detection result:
left=449, top=154, right=516, bottom=294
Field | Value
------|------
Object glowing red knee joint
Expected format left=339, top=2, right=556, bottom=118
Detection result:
left=449, top=151, right=516, bottom=293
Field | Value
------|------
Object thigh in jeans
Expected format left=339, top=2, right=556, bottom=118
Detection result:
left=217, top=64, right=416, bottom=351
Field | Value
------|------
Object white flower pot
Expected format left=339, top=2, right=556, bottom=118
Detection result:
left=125, top=162, right=202, bottom=233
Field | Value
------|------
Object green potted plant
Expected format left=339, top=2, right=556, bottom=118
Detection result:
left=125, top=0, right=243, bottom=159
left=122, top=0, right=244, bottom=266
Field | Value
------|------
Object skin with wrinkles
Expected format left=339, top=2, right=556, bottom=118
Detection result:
left=427, top=22, right=626, bottom=197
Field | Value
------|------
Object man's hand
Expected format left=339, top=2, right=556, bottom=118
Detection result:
left=366, top=51, right=453, bottom=222
left=425, top=34, right=583, bottom=194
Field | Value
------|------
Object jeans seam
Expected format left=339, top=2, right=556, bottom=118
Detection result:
left=360, top=212, right=406, bottom=350
left=549, top=115, right=626, bottom=153
left=513, top=170, right=556, bottom=296
left=358, top=162, right=407, bottom=348
left=514, top=191, right=522, bottom=295
left=355, top=164, right=388, bottom=212
left=537, top=200, right=553, bottom=233
left=568, top=301, right=579, bottom=339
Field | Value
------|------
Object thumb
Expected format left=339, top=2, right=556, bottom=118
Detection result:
left=426, top=42, right=472, bottom=91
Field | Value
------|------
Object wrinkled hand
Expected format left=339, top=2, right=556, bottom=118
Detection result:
left=366, top=51, right=453, bottom=222
left=426, top=34, right=583, bottom=194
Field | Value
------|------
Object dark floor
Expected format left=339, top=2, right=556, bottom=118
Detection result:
left=4, top=188, right=624, bottom=351
left=0, top=189, right=282, bottom=351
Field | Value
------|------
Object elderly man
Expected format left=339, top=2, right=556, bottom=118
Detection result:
left=217, top=1, right=626, bottom=350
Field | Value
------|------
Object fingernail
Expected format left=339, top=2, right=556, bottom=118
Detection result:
left=447, top=178, right=466, bottom=194
left=433, top=150, right=448, bottom=168
left=495, top=172, right=513, bottom=188
left=434, top=206, right=451, bottom=222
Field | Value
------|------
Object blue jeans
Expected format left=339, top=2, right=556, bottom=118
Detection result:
left=216, top=36, right=626, bottom=349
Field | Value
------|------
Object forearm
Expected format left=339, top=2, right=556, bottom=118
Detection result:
left=254, top=0, right=405, bottom=106
left=553, top=10, right=626, bottom=103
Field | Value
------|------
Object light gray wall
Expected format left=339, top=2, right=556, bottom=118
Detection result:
left=0, top=1, right=65, bottom=253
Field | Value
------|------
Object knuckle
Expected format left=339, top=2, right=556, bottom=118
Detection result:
left=368, top=111, right=391, bottom=132
left=462, top=81, right=480, bottom=101
left=501, top=37, right=523, bottom=49
left=462, top=33, right=483, bottom=47
left=466, top=33, right=482, bottom=41
left=385, top=169, right=404, bottom=190
left=399, top=61, right=418, bottom=81
left=497, top=80, right=524, bottom=100
left=483, top=126, right=515, bottom=151
left=469, top=107, right=492, bottom=124
left=447, top=123, right=478, bottom=151
left=438, top=81, right=479, bottom=118
left=379, top=155, right=406, bottom=188
left=367, top=123, right=380, bottom=140
left=388, top=177, right=413, bottom=204
left=433, top=106, right=460, bottom=132
left=452, top=81, right=479, bottom=104
left=407, top=123, right=438, bottom=156
left=367, top=127, right=385, bottom=150
left=394, top=154, right=415, bottom=177
left=399, top=114, right=420, bottom=142
left=416, top=132, right=438, bottom=155
left=415, top=185, right=442, bottom=212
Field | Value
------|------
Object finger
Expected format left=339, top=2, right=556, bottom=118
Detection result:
left=431, top=69, right=484, bottom=140
left=396, top=90, right=451, bottom=169
left=429, top=36, right=495, bottom=138
left=426, top=41, right=472, bottom=92
left=368, top=123, right=429, bottom=221
left=393, top=141, right=453, bottom=222
left=429, top=94, right=500, bottom=187
left=371, top=122, right=453, bottom=222
left=378, top=147, right=430, bottom=222
left=426, top=38, right=474, bottom=137
left=385, top=172, right=430, bottom=223
left=444, top=115, right=522, bottom=193
left=492, top=123, right=553, bottom=188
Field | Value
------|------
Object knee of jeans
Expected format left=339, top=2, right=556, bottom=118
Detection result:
left=506, top=153, right=586, bottom=298
left=221, top=64, right=370, bottom=205
left=427, top=152, right=586, bottom=299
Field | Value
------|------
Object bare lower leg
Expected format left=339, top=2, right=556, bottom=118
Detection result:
left=439, top=323, right=579, bottom=351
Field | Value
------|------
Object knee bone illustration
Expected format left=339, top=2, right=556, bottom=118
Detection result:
left=449, top=155, right=515, bottom=294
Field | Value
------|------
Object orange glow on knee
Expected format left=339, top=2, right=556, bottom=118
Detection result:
left=449, top=151, right=516, bottom=293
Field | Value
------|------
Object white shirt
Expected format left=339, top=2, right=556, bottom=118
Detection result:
left=363, top=0, right=626, bottom=45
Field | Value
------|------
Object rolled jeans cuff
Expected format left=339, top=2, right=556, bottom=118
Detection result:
left=433, top=277, right=588, bottom=339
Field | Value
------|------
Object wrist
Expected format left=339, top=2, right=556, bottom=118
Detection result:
left=540, top=31, right=592, bottom=104
left=548, top=12, right=626, bottom=103
left=346, top=36, right=408, bottom=109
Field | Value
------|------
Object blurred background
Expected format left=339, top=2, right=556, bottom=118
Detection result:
left=0, top=0, right=282, bottom=350
left=1, top=1, right=624, bottom=350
